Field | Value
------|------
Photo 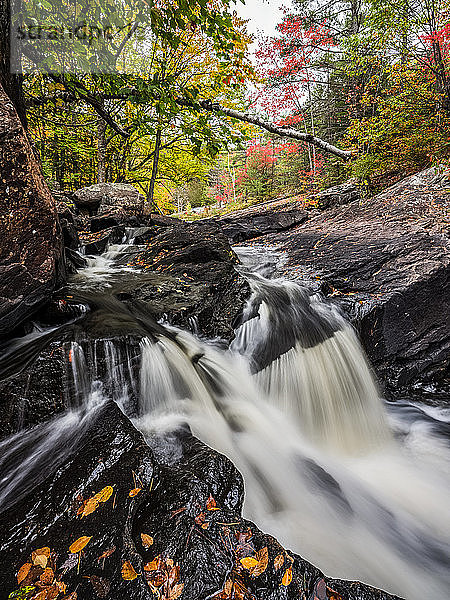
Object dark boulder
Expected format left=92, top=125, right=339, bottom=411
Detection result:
left=315, top=180, right=361, bottom=210
left=268, top=167, right=450, bottom=401
left=73, top=183, right=145, bottom=216
left=0, top=84, right=65, bottom=337
left=0, top=401, right=401, bottom=600
left=80, top=227, right=125, bottom=255
left=57, top=203, right=80, bottom=250
left=212, top=206, right=308, bottom=244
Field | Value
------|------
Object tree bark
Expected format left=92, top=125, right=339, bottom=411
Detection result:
left=176, top=98, right=353, bottom=160
left=146, top=127, right=162, bottom=211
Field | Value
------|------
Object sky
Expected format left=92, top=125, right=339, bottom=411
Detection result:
left=234, top=0, right=291, bottom=41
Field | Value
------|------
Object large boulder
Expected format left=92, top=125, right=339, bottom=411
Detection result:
left=268, top=167, right=450, bottom=400
left=73, top=183, right=145, bottom=216
left=0, top=401, right=400, bottom=600
left=0, top=85, right=64, bottom=336
left=315, top=180, right=361, bottom=210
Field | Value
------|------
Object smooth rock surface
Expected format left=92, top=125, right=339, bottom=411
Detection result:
left=73, top=183, right=145, bottom=215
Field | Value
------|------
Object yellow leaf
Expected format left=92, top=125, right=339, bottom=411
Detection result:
left=240, top=557, right=258, bottom=569
left=281, top=566, right=292, bottom=586
left=144, top=558, right=159, bottom=571
left=80, top=497, right=99, bottom=518
left=69, top=535, right=92, bottom=554
left=141, top=533, right=154, bottom=548
left=121, top=560, right=138, bottom=580
left=94, top=485, right=114, bottom=503
left=17, top=562, right=32, bottom=584
left=129, top=488, right=141, bottom=497
left=274, top=554, right=284, bottom=571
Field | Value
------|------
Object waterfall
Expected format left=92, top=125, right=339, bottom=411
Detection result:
left=1, top=237, right=449, bottom=600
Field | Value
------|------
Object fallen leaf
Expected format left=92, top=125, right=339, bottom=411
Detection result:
left=97, top=546, right=116, bottom=562
left=273, top=554, right=284, bottom=571
left=45, top=585, right=60, bottom=600
left=30, top=591, right=47, bottom=600
left=62, top=593, right=77, bottom=600
left=80, top=497, right=99, bottom=518
left=121, top=560, right=138, bottom=581
left=168, top=583, right=184, bottom=599
left=313, top=578, right=328, bottom=600
left=39, top=567, right=55, bottom=585
left=281, top=566, right=292, bottom=586
left=93, top=486, right=114, bottom=503
left=144, top=558, right=159, bottom=571
left=31, top=547, right=51, bottom=568
left=141, top=533, right=154, bottom=548
left=194, top=512, right=206, bottom=526
left=206, top=495, right=220, bottom=511
left=129, top=488, right=141, bottom=497
left=250, top=546, right=268, bottom=577
left=201, top=522, right=210, bottom=530
left=69, top=536, right=92, bottom=554
left=56, top=581, right=67, bottom=594
left=17, top=562, right=32, bottom=584
left=240, top=557, right=258, bottom=569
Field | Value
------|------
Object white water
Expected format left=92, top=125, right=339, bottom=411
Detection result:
left=1, top=238, right=449, bottom=600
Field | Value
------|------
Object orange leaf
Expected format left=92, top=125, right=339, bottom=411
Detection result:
left=144, top=558, right=159, bottom=571
left=240, top=557, right=258, bottom=569
left=69, top=535, right=92, bottom=554
left=194, top=512, right=205, bottom=526
left=206, top=494, right=219, bottom=511
left=129, top=488, right=141, bottom=497
left=168, top=583, right=184, bottom=599
left=141, top=533, right=154, bottom=548
left=281, top=566, right=292, bottom=586
left=93, top=486, right=114, bottom=503
left=201, top=522, right=210, bottom=530
left=274, top=554, right=284, bottom=571
left=39, top=567, right=55, bottom=585
left=97, top=546, right=116, bottom=562
left=121, top=560, right=138, bottom=580
left=17, top=562, right=32, bottom=584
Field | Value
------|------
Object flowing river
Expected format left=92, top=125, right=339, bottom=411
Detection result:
left=1, top=232, right=449, bottom=600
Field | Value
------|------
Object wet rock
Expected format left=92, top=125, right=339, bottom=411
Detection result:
left=0, top=402, right=401, bottom=600
left=91, top=210, right=128, bottom=232
left=0, top=84, right=65, bottom=337
left=212, top=206, right=308, bottom=244
left=315, top=180, right=361, bottom=210
left=267, top=167, right=450, bottom=401
left=73, top=183, right=145, bottom=216
left=57, top=204, right=80, bottom=250
left=80, top=227, right=125, bottom=255
left=125, top=221, right=250, bottom=341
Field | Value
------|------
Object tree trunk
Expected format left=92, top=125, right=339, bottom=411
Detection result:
left=0, top=0, right=27, bottom=127
left=146, top=127, right=162, bottom=211
left=97, top=115, right=107, bottom=183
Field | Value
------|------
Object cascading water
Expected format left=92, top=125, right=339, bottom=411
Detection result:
left=1, top=234, right=449, bottom=600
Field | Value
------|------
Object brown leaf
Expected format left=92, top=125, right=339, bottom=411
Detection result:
left=273, top=554, right=284, bottom=571
left=93, top=486, right=114, bottom=503
left=168, top=565, right=180, bottom=585
left=250, top=546, right=268, bottom=577
left=121, top=560, right=138, bottom=581
left=39, top=567, right=55, bottom=585
left=240, top=557, right=258, bottom=569
left=129, top=488, right=141, bottom=497
left=141, top=533, right=154, bottom=548
left=281, top=566, right=292, bottom=586
left=21, top=565, right=44, bottom=587
left=206, top=495, right=220, bottom=511
left=77, top=497, right=98, bottom=518
left=168, top=583, right=184, bottom=599
left=97, top=546, right=116, bottom=562
left=69, top=535, right=92, bottom=554
left=90, top=575, right=111, bottom=598
left=17, top=562, right=32, bottom=584
left=45, top=585, right=60, bottom=600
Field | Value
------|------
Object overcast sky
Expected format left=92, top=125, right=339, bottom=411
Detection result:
left=234, top=0, right=291, bottom=41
